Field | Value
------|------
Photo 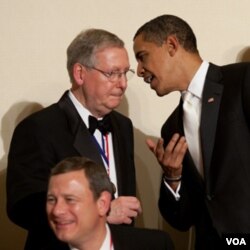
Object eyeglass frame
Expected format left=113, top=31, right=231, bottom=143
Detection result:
left=86, top=65, right=135, bottom=82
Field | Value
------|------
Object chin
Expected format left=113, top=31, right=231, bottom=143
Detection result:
left=56, top=232, right=73, bottom=243
left=154, top=86, right=170, bottom=97
left=109, top=101, right=122, bottom=110
left=156, top=92, right=165, bottom=97
left=154, top=88, right=164, bottom=97
left=53, top=226, right=75, bottom=242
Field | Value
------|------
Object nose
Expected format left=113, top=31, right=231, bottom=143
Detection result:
left=136, top=63, right=144, bottom=77
left=117, top=74, right=127, bottom=89
left=50, top=200, right=66, bottom=216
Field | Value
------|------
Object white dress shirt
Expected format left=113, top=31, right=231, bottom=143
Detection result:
left=165, top=61, right=209, bottom=200
left=69, top=224, right=114, bottom=250
left=68, top=91, right=118, bottom=196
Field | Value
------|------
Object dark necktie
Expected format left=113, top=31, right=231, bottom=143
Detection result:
left=88, top=115, right=112, bottom=135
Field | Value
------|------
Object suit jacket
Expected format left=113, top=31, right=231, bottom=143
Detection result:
left=158, top=63, right=250, bottom=249
left=41, top=224, right=174, bottom=250
left=6, top=91, right=136, bottom=250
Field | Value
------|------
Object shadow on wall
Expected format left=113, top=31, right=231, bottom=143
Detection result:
left=0, top=102, right=43, bottom=250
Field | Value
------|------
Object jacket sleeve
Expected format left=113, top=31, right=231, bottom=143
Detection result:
left=6, top=117, right=56, bottom=230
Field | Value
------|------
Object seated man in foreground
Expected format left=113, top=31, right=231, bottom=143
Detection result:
left=46, top=156, right=174, bottom=250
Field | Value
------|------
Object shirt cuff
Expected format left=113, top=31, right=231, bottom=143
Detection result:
left=163, top=179, right=181, bottom=201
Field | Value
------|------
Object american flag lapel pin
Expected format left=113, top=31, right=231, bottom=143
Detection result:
left=208, top=97, right=215, bottom=103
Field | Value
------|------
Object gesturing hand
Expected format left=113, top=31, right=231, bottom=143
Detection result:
left=146, top=133, right=188, bottom=189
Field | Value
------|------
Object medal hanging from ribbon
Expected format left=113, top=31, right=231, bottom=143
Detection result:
left=91, top=134, right=110, bottom=175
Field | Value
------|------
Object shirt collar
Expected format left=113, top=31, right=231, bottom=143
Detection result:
left=187, top=60, right=209, bottom=99
left=69, top=224, right=112, bottom=250
left=100, top=224, right=112, bottom=250
left=68, top=90, right=92, bottom=128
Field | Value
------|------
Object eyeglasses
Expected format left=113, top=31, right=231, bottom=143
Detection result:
left=90, top=66, right=135, bottom=82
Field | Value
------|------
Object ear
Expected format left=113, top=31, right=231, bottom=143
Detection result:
left=73, top=63, right=87, bottom=86
left=96, top=191, right=112, bottom=216
left=164, top=35, right=179, bottom=57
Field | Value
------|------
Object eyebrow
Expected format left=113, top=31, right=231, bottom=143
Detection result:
left=135, top=51, right=144, bottom=60
left=112, top=66, right=131, bottom=71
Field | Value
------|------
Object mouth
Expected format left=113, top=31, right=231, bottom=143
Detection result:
left=111, top=93, right=124, bottom=99
left=52, top=218, right=74, bottom=229
left=144, top=73, right=155, bottom=84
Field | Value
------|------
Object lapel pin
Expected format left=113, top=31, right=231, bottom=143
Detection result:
left=208, top=97, right=214, bottom=103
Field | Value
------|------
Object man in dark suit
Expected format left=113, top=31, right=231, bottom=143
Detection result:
left=7, top=28, right=141, bottom=250
left=46, top=156, right=174, bottom=250
left=133, top=15, right=250, bottom=249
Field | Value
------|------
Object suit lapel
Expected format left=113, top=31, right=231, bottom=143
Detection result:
left=109, top=113, right=124, bottom=195
left=73, top=124, right=104, bottom=166
left=58, top=91, right=104, bottom=166
left=200, top=64, right=223, bottom=191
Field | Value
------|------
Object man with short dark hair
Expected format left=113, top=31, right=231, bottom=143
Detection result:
left=133, top=14, right=250, bottom=249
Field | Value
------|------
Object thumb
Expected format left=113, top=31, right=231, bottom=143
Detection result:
left=146, top=138, right=156, bottom=153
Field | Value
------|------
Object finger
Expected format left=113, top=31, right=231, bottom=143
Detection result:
left=175, top=136, right=188, bottom=162
left=122, top=217, right=133, bottom=224
left=162, top=136, right=187, bottom=170
left=165, top=133, right=181, bottom=154
left=116, top=196, right=142, bottom=213
left=171, top=136, right=187, bottom=158
left=155, top=138, right=165, bottom=160
left=125, top=209, right=139, bottom=218
left=128, top=201, right=142, bottom=214
left=146, top=138, right=156, bottom=153
left=107, top=213, right=132, bottom=225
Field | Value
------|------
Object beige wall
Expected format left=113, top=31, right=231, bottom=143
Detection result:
left=1, top=1, right=250, bottom=249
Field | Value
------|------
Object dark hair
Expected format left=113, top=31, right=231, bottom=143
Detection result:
left=50, top=156, right=115, bottom=200
left=134, top=14, right=198, bottom=53
left=67, top=28, right=125, bottom=83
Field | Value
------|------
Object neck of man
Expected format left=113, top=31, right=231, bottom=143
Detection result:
left=178, top=53, right=203, bottom=91
left=72, top=222, right=107, bottom=250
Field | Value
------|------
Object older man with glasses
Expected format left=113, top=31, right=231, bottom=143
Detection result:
left=7, top=28, right=141, bottom=250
